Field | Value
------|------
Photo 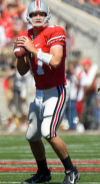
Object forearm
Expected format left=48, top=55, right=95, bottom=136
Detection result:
left=16, top=57, right=29, bottom=75
left=37, top=46, right=63, bottom=69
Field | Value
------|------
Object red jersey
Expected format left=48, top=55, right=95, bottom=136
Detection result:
left=20, top=25, right=66, bottom=89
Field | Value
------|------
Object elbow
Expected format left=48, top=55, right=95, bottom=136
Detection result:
left=52, top=63, right=60, bottom=69
left=51, top=59, right=61, bottom=69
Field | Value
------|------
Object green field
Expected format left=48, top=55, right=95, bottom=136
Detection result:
left=0, top=134, right=100, bottom=184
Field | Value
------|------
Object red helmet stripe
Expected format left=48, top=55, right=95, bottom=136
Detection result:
left=36, top=0, right=40, bottom=9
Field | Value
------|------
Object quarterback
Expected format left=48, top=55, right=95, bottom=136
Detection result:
left=15, top=0, right=80, bottom=184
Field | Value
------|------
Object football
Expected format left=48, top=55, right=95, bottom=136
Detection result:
left=13, top=43, right=27, bottom=58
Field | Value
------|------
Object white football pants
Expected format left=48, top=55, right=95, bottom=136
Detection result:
left=26, top=84, right=70, bottom=141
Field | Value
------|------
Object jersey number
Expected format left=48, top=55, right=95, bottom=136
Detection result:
left=37, top=49, right=44, bottom=75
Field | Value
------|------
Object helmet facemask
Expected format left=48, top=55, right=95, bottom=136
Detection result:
left=30, top=11, right=49, bottom=28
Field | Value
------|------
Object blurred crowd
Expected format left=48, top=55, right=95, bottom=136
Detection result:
left=63, top=57, right=100, bottom=133
left=72, top=0, right=100, bottom=7
left=62, top=23, right=100, bottom=133
left=0, top=0, right=100, bottom=134
left=0, top=0, right=27, bottom=47
left=0, top=0, right=30, bottom=133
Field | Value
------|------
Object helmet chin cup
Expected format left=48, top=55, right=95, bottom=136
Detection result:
left=31, top=16, right=50, bottom=28
left=32, top=17, right=45, bottom=27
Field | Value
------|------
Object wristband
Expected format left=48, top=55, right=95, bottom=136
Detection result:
left=37, top=50, right=53, bottom=65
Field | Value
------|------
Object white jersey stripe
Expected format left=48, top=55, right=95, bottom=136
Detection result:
left=47, top=35, right=66, bottom=45
left=48, top=38, right=65, bottom=45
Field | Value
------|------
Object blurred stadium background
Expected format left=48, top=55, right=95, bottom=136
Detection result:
left=0, top=0, right=100, bottom=183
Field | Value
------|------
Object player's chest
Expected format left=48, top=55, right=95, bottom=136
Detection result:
left=28, top=34, right=51, bottom=74
left=32, top=34, right=49, bottom=53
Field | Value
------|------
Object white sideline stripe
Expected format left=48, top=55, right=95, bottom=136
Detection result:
left=0, top=159, right=61, bottom=161
left=0, top=165, right=63, bottom=167
left=0, top=144, right=99, bottom=149
left=0, top=173, right=31, bottom=175
left=0, top=164, right=100, bottom=168
left=0, top=158, right=100, bottom=161
left=0, top=182, right=20, bottom=184
left=0, top=143, right=100, bottom=150
left=0, top=146, right=29, bottom=150
left=0, top=172, right=100, bottom=175
left=0, top=150, right=100, bottom=153
left=0, top=151, right=100, bottom=156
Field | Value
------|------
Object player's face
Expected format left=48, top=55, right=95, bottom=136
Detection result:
left=30, top=11, right=46, bottom=28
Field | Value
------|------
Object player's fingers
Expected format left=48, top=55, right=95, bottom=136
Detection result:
left=17, top=36, right=25, bottom=42
left=21, top=36, right=29, bottom=41
left=17, top=41, right=25, bottom=46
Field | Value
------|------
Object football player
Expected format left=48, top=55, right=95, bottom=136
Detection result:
left=15, top=0, right=80, bottom=183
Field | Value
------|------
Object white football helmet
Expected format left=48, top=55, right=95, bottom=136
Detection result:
left=26, top=0, right=51, bottom=28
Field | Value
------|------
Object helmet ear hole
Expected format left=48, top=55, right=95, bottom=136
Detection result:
left=43, top=12, right=47, bottom=17
left=29, top=13, right=33, bottom=18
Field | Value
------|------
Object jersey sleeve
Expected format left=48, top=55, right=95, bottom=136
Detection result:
left=47, top=26, right=66, bottom=48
